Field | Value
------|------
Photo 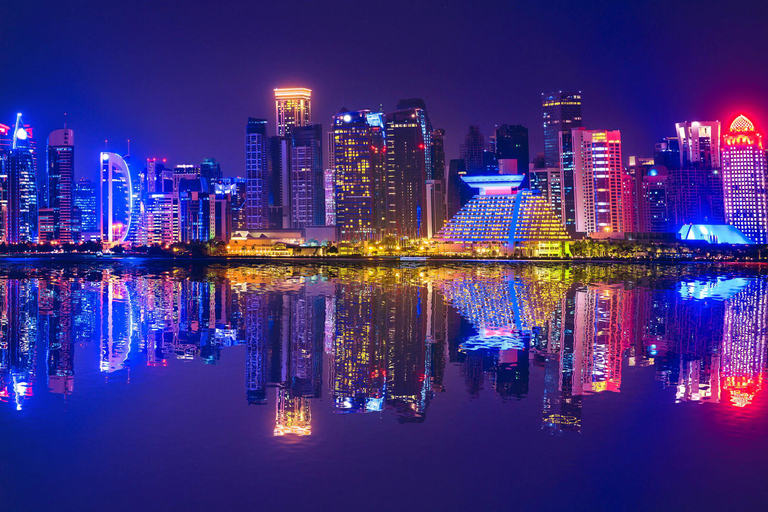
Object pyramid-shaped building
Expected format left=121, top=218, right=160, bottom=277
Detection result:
left=436, top=175, right=570, bottom=256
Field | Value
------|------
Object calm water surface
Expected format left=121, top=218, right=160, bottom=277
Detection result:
left=0, top=260, right=766, bottom=511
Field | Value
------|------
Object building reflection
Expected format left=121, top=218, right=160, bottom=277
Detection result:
left=0, top=264, right=763, bottom=436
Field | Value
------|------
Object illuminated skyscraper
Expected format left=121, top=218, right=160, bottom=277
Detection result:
left=386, top=106, right=430, bottom=238
left=676, top=121, right=721, bottom=169
left=74, top=179, right=97, bottom=238
left=543, top=91, right=582, bottom=168
left=570, top=128, right=625, bottom=235
left=47, top=127, right=75, bottom=244
left=460, top=125, right=485, bottom=174
left=100, top=152, right=133, bottom=244
left=6, top=114, right=38, bottom=243
left=290, top=124, right=325, bottom=228
left=721, top=115, right=768, bottom=244
left=274, top=88, right=311, bottom=137
left=331, top=109, right=386, bottom=241
left=245, top=118, right=269, bottom=229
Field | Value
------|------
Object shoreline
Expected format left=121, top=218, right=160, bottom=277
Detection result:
left=0, top=253, right=763, bottom=265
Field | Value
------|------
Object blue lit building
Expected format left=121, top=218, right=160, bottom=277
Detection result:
left=6, top=114, right=38, bottom=244
left=436, top=175, right=570, bottom=256
left=677, top=224, right=753, bottom=244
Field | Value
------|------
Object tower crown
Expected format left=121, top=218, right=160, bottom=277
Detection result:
left=730, top=115, right=755, bottom=133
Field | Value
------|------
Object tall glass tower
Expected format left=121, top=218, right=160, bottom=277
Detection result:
left=274, top=88, right=312, bottom=137
left=47, top=128, right=75, bottom=244
left=721, top=115, right=768, bottom=244
left=543, top=92, right=582, bottom=168
left=6, top=114, right=38, bottom=244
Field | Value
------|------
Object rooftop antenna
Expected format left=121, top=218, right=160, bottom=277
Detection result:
left=126, top=139, right=130, bottom=157
left=104, top=139, right=108, bottom=150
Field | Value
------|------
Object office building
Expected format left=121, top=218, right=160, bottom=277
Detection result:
left=676, top=121, right=721, bottom=169
left=570, top=128, right=625, bottom=235
left=529, top=166, right=564, bottom=224
left=543, top=91, right=582, bottom=168
left=46, top=127, right=75, bottom=244
left=430, top=128, right=446, bottom=181
left=721, top=115, right=768, bottom=244
left=385, top=107, right=429, bottom=238
left=74, top=179, right=97, bottom=239
left=100, top=152, right=133, bottom=244
left=274, top=88, right=311, bottom=137
left=290, top=124, right=324, bottom=228
left=5, top=114, right=38, bottom=243
left=332, top=109, right=386, bottom=241
left=495, top=124, right=529, bottom=184
left=558, top=130, right=577, bottom=235
left=460, top=126, right=485, bottom=174
left=245, top=118, right=269, bottom=229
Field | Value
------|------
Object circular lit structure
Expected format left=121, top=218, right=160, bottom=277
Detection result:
left=100, top=152, right=133, bottom=244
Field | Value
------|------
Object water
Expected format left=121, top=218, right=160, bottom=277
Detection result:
left=0, top=260, right=766, bottom=511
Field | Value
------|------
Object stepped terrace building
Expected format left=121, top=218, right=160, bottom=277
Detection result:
left=435, top=175, right=570, bottom=256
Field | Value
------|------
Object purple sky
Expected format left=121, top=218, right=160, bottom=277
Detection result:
left=2, top=0, right=767, bottom=180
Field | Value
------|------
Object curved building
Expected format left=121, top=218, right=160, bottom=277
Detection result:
left=6, top=113, right=38, bottom=244
left=100, top=152, right=133, bottom=244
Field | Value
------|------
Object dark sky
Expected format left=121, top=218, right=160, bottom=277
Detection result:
left=2, top=0, right=767, bottom=180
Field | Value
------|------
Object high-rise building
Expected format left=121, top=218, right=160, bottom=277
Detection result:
left=6, top=114, right=38, bottom=243
left=495, top=124, right=529, bottom=185
left=543, top=91, right=583, bottom=168
left=721, top=115, right=768, bottom=244
left=460, top=126, right=485, bottom=174
left=74, top=179, right=98, bottom=238
left=385, top=107, right=430, bottom=238
left=290, top=124, right=324, bottom=228
left=245, top=118, right=269, bottom=229
left=100, top=152, right=133, bottom=244
left=332, top=109, right=387, bottom=241
left=430, top=128, right=446, bottom=181
left=654, top=136, right=681, bottom=169
left=676, top=121, right=721, bottom=169
left=639, top=165, right=671, bottom=233
left=570, top=128, right=625, bottom=235
left=200, top=158, right=222, bottom=191
left=558, top=130, right=577, bottom=235
left=529, top=166, right=564, bottom=224
left=274, top=88, right=312, bottom=137
left=47, top=128, right=75, bottom=244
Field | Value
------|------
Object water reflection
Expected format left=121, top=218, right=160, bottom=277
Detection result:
left=0, top=263, right=765, bottom=435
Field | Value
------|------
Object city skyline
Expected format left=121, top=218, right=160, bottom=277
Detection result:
left=2, top=1, right=766, bottom=180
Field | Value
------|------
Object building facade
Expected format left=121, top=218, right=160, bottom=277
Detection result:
left=100, top=152, right=133, bottom=244
left=332, top=109, right=386, bottom=241
left=245, top=118, right=269, bottom=229
left=274, top=88, right=311, bottom=137
left=290, top=124, right=324, bottom=228
left=721, top=115, right=768, bottom=244
left=571, top=128, right=625, bottom=235
left=543, top=92, right=582, bottom=168
left=47, top=128, right=75, bottom=244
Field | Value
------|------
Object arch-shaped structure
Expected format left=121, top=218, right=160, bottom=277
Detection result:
left=100, top=152, right=133, bottom=244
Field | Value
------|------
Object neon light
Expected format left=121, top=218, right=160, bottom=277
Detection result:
left=729, top=114, right=755, bottom=133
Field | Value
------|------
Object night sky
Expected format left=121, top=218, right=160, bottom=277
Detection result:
left=2, top=0, right=767, bottom=180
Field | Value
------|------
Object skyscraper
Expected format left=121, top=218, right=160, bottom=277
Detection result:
left=74, top=179, right=98, bottom=238
left=274, top=88, right=312, bottom=137
left=430, top=128, right=446, bottom=181
left=495, top=124, right=529, bottom=184
left=100, top=152, right=133, bottom=244
left=332, top=109, right=386, bottom=241
left=460, top=126, right=485, bottom=174
left=6, top=114, right=38, bottom=244
left=245, top=118, right=269, bottom=229
left=721, top=115, right=768, bottom=244
left=47, top=127, right=75, bottom=244
left=385, top=106, right=430, bottom=238
left=290, top=124, right=324, bottom=228
left=543, top=91, right=582, bottom=168
left=676, top=121, right=721, bottom=169
left=570, top=128, right=625, bottom=235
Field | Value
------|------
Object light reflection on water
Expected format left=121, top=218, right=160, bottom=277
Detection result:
left=2, top=262, right=765, bottom=427
left=0, top=261, right=766, bottom=509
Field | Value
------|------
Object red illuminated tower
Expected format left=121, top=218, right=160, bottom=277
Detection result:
left=721, top=115, right=768, bottom=244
